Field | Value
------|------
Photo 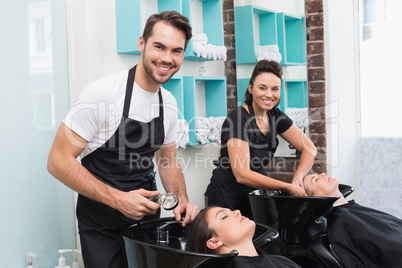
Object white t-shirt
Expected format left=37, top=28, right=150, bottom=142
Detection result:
left=63, top=69, right=178, bottom=158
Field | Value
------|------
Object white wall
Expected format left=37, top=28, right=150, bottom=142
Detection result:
left=324, top=0, right=361, bottom=200
left=65, top=0, right=224, bottom=220
left=0, top=1, right=76, bottom=267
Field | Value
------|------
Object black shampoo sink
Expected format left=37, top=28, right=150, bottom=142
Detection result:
left=122, top=217, right=278, bottom=268
left=249, top=192, right=339, bottom=245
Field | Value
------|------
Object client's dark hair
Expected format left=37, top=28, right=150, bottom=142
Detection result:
left=187, top=206, right=217, bottom=254
left=244, top=60, right=283, bottom=105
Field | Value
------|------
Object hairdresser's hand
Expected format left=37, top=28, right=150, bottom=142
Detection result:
left=291, top=175, right=304, bottom=189
left=173, top=201, right=199, bottom=227
left=116, top=189, right=160, bottom=221
left=287, top=184, right=307, bottom=196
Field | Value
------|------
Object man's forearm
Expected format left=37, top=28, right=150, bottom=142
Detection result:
left=47, top=152, right=123, bottom=210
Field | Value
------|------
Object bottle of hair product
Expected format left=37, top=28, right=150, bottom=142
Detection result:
left=55, top=249, right=72, bottom=268
left=26, top=252, right=36, bottom=268
left=71, top=249, right=81, bottom=268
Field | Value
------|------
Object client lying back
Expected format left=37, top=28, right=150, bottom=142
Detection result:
left=303, top=173, right=402, bottom=268
left=187, top=206, right=301, bottom=268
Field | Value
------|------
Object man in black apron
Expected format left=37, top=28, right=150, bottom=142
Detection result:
left=48, top=11, right=198, bottom=267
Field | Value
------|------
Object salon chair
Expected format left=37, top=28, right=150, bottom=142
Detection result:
left=249, top=184, right=354, bottom=268
left=122, top=216, right=279, bottom=268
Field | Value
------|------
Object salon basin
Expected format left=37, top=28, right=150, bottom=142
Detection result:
left=339, top=184, right=354, bottom=198
left=122, top=217, right=279, bottom=268
left=248, top=184, right=354, bottom=268
left=249, top=192, right=338, bottom=245
left=249, top=184, right=352, bottom=245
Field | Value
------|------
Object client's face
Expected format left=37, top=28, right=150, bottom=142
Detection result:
left=303, top=173, right=339, bottom=196
left=206, top=207, right=255, bottom=246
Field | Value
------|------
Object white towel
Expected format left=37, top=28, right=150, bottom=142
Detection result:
left=286, top=107, right=309, bottom=129
left=192, top=37, right=227, bottom=61
left=175, top=119, right=189, bottom=149
left=207, top=116, right=225, bottom=144
left=193, top=33, right=208, bottom=45
left=255, top=45, right=282, bottom=63
left=196, top=116, right=212, bottom=144
left=192, top=41, right=203, bottom=57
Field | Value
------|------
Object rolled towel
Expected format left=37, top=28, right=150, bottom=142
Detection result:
left=175, top=119, right=189, bottom=149
left=193, top=33, right=208, bottom=45
left=196, top=116, right=212, bottom=130
left=255, top=45, right=282, bottom=63
left=219, top=46, right=227, bottom=61
left=206, top=44, right=215, bottom=59
left=286, top=107, right=309, bottom=129
left=200, top=45, right=208, bottom=59
left=196, top=116, right=212, bottom=144
left=208, top=117, right=225, bottom=143
left=192, top=41, right=203, bottom=57
left=196, top=132, right=209, bottom=144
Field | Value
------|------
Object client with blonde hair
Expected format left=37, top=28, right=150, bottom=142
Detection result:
left=303, top=173, right=402, bottom=268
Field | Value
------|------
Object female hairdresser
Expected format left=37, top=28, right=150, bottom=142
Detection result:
left=187, top=206, right=301, bottom=268
left=204, top=60, right=316, bottom=218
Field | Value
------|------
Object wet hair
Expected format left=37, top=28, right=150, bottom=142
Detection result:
left=187, top=206, right=217, bottom=254
left=302, top=174, right=314, bottom=196
left=244, top=60, right=283, bottom=105
left=142, top=11, right=192, bottom=50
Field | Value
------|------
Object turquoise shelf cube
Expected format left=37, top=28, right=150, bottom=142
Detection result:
left=158, top=0, right=182, bottom=13
left=183, top=76, right=227, bottom=145
left=163, top=76, right=184, bottom=119
left=116, top=0, right=183, bottom=55
left=276, top=13, right=307, bottom=65
left=182, top=0, right=224, bottom=61
left=116, top=0, right=142, bottom=55
left=284, top=79, right=308, bottom=108
left=234, top=5, right=277, bottom=64
left=116, top=0, right=224, bottom=61
left=236, top=78, right=249, bottom=106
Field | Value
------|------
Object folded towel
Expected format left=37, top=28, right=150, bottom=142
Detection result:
left=193, top=33, right=208, bottom=45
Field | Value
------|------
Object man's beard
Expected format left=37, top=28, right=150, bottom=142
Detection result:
left=142, top=49, right=177, bottom=85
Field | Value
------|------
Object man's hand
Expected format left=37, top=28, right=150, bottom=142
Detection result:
left=172, top=201, right=199, bottom=227
left=116, top=189, right=161, bottom=220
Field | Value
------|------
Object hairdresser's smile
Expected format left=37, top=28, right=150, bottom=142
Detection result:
left=154, top=62, right=175, bottom=74
left=138, top=21, right=185, bottom=89
left=249, top=72, right=281, bottom=112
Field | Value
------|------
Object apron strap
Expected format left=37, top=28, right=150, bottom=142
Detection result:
left=123, top=66, right=136, bottom=118
left=158, top=89, right=163, bottom=120
left=123, top=65, right=164, bottom=120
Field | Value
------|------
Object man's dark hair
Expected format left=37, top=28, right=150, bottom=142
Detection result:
left=142, top=11, right=192, bottom=50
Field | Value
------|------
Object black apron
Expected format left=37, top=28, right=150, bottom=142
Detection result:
left=206, top=104, right=277, bottom=219
left=77, top=65, right=164, bottom=268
